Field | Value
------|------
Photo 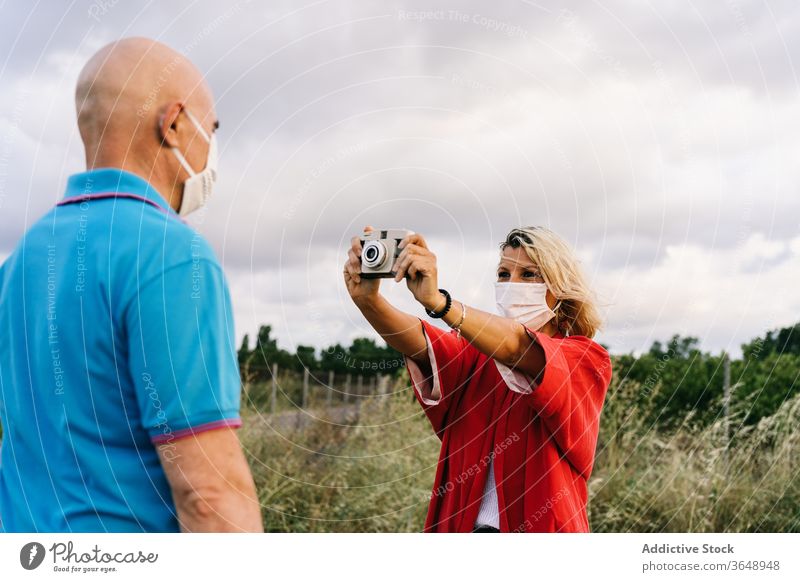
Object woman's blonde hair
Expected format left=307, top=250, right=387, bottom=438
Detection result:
left=500, top=226, right=604, bottom=338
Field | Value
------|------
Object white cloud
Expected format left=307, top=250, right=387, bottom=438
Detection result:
left=596, top=231, right=800, bottom=356
left=2, top=0, right=799, bottom=357
left=223, top=228, right=799, bottom=358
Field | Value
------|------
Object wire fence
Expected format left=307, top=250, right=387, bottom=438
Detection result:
left=241, top=364, right=394, bottom=414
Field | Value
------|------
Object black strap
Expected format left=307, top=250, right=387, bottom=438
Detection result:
left=425, top=288, right=452, bottom=318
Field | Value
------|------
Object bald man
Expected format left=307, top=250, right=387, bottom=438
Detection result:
left=0, top=38, right=262, bottom=532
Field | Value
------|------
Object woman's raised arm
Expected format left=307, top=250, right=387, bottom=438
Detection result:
left=391, top=232, right=547, bottom=380
left=343, top=227, right=428, bottom=365
left=344, top=228, right=547, bottom=378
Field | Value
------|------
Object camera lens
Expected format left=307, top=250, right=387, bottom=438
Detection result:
left=362, top=241, right=387, bottom=268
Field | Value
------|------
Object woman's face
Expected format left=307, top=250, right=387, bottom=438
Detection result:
left=497, top=246, right=558, bottom=310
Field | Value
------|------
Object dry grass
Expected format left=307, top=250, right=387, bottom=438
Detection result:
left=589, top=378, right=800, bottom=532
left=240, top=384, right=438, bottom=532
left=239, top=372, right=800, bottom=532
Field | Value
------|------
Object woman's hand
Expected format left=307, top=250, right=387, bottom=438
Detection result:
left=393, top=233, right=443, bottom=311
left=343, top=225, right=381, bottom=304
left=343, top=227, right=429, bottom=363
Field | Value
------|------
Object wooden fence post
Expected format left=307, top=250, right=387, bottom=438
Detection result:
left=270, top=363, right=278, bottom=414
left=723, top=351, right=731, bottom=453
left=344, top=373, right=351, bottom=403
left=327, top=370, right=334, bottom=406
left=302, top=368, right=310, bottom=409
left=379, top=374, right=390, bottom=403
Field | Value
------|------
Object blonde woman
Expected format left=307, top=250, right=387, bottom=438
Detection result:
left=343, top=225, right=612, bottom=532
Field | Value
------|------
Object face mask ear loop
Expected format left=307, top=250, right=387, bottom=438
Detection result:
left=170, top=108, right=212, bottom=174
left=163, top=107, right=209, bottom=171
left=552, top=299, right=564, bottom=335
left=171, top=147, right=196, bottom=177
left=182, top=108, right=211, bottom=143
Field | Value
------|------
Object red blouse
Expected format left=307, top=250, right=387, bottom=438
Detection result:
left=404, top=318, right=612, bottom=533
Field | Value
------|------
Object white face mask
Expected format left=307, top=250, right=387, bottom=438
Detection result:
left=170, top=108, right=218, bottom=217
left=495, top=281, right=562, bottom=331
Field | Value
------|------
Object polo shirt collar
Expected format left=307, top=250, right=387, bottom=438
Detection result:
left=64, top=168, right=175, bottom=214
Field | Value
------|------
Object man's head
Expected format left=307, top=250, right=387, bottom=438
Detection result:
left=75, top=37, right=219, bottom=214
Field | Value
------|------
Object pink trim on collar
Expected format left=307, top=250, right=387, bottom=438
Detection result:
left=57, top=192, right=184, bottom=223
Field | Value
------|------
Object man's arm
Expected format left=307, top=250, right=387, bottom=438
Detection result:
left=157, top=427, right=263, bottom=532
left=126, top=252, right=260, bottom=531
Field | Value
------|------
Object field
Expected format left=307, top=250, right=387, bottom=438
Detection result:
left=239, top=366, right=800, bottom=532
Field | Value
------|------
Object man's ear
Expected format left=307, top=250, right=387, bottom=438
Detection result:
left=159, top=102, right=184, bottom=148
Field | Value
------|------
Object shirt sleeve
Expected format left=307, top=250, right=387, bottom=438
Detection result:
left=125, top=258, right=242, bottom=445
left=403, top=318, right=478, bottom=436
left=496, top=325, right=612, bottom=479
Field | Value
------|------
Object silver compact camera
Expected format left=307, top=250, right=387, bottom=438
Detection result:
left=359, top=228, right=413, bottom=279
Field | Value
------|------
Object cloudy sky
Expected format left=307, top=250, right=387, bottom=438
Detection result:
left=1, top=0, right=798, bottom=357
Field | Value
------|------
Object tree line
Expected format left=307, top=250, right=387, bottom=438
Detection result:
left=613, top=322, right=799, bottom=430
left=237, top=324, right=405, bottom=383
left=239, top=321, right=799, bottom=429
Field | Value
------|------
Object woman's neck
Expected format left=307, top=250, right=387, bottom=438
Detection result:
left=539, top=320, right=558, bottom=337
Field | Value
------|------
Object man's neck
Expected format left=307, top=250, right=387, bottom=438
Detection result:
left=86, top=156, right=182, bottom=212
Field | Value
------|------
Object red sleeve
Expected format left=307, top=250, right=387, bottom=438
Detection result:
left=513, top=326, right=612, bottom=479
left=403, top=318, right=477, bottom=437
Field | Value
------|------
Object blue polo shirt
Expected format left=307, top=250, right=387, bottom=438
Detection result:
left=0, top=168, right=242, bottom=532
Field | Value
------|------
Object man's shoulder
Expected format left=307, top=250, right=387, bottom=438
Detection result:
left=1, top=208, right=58, bottom=267
left=161, top=220, right=219, bottom=264
left=128, top=207, right=221, bottom=271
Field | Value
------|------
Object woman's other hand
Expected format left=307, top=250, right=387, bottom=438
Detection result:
left=344, top=225, right=381, bottom=304
left=394, top=232, right=443, bottom=311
